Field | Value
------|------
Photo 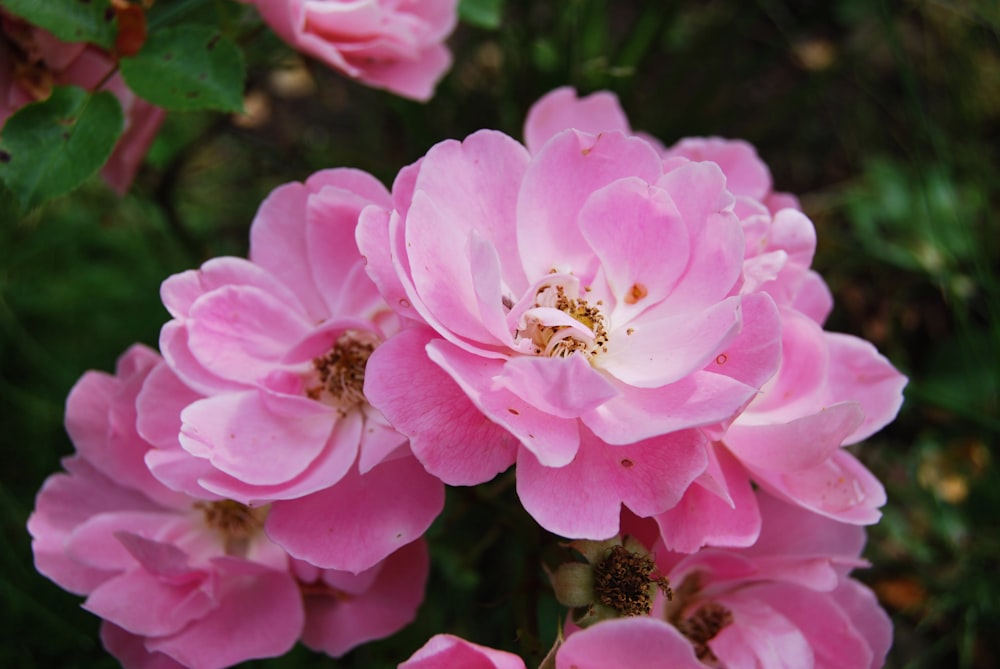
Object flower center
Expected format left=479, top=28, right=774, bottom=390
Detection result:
left=592, top=545, right=672, bottom=617
left=196, top=500, right=268, bottom=557
left=676, top=602, right=733, bottom=663
left=306, top=330, right=377, bottom=411
left=518, top=283, right=608, bottom=358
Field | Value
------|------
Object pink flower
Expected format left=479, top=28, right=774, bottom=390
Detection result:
left=0, top=12, right=165, bottom=193
left=399, top=635, right=527, bottom=669
left=359, top=127, right=784, bottom=539
left=622, top=492, right=892, bottom=668
left=146, top=168, right=444, bottom=572
left=28, top=344, right=431, bottom=668
left=517, top=87, right=906, bottom=547
left=399, top=620, right=705, bottom=669
left=244, top=0, right=457, bottom=101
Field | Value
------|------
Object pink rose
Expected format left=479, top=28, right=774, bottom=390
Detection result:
left=245, top=0, right=457, bottom=101
left=516, top=87, right=906, bottom=547
left=0, top=12, right=165, bottom=193
left=28, top=344, right=431, bottom=668
left=359, top=127, right=784, bottom=539
left=145, top=168, right=444, bottom=572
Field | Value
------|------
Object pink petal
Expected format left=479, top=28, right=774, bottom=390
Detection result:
left=427, top=340, right=581, bottom=467
left=577, top=177, right=690, bottom=315
left=186, top=284, right=313, bottom=384
left=583, top=372, right=757, bottom=444
left=516, top=429, right=707, bottom=539
left=752, top=582, right=874, bottom=669
left=84, top=568, right=213, bottom=637
left=710, top=593, right=812, bottom=669
left=246, top=179, right=326, bottom=318
left=705, top=292, right=782, bottom=390
left=160, top=257, right=302, bottom=320
left=516, top=130, right=663, bottom=281
left=179, top=391, right=335, bottom=486
left=600, top=296, right=742, bottom=388
left=364, top=327, right=518, bottom=484
left=824, top=332, right=907, bottom=444
left=101, top=623, right=188, bottom=669
left=557, top=617, right=704, bottom=669
left=495, top=353, right=618, bottom=418
left=146, top=568, right=303, bottom=669
left=725, top=402, right=864, bottom=472
left=523, top=86, right=631, bottom=155
left=756, top=450, right=887, bottom=524
left=402, top=634, right=527, bottom=669
left=301, top=539, right=429, bottom=657
left=831, top=580, right=893, bottom=669
left=654, top=445, right=761, bottom=552
left=158, top=322, right=242, bottom=397
left=265, top=455, right=444, bottom=573
left=357, top=205, right=415, bottom=320
left=667, top=137, right=773, bottom=202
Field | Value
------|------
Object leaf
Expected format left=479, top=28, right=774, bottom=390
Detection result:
left=119, top=26, right=245, bottom=112
left=0, top=86, right=124, bottom=212
left=1, top=0, right=117, bottom=49
left=459, top=0, right=504, bottom=29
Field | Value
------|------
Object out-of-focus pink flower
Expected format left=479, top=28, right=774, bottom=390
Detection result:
left=28, top=344, right=432, bottom=669
left=359, top=127, right=784, bottom=539
left=146, top=168, right=444, bottom=572
left=398, top=620, right=705, bottom=669
left=244, top=0, right=457, bottom=101
left=399, top=634, right=527, bottom=669
left=0, top=12, right=165, bottom=193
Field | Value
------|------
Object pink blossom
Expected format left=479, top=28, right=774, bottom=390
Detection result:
left=398, top=621, right=704, bottom=669
left=517, top=87, right=906, bottom=547
left=359, top=127, right=784, bottom=539
left=0, top=12, right=165, bottom=193
left=28, top=344, right=432, bottom=668
left=399, top=635, right=527, bottom=669
left=618, top=492, right=892, bottom=668
left=243, top=0, right=457, bottom=101
left=146, top=168, right=444, bottom=571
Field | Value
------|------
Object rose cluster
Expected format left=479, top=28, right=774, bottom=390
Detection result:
left=29, top=87, right=905, bottom=668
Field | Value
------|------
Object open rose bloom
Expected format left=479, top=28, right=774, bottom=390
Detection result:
left=244, top=0, right=457, bottom=101
left=0, top=11, right=165, bottom=193
left=358, top=87, right=905, bottom=545
left=28, top=345, right=429, bottom=669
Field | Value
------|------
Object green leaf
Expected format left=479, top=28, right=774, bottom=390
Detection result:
left=0, top=86, right=124, bottom=212
left=459, top=0, right=504, bottom=29
left=1, top=0, right=117, bottom=49
left=119, top=26, right=245, bottom=112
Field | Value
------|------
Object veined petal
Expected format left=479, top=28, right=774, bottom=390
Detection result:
left=599, top=296, right=742, bottom=388
left=179, top=391, right=334, bottom=486
left=427, top=340, right=580, bottom=467
left=517, top=129, right=663, bottom=281
left=494, top=354, right=618, bottom=419
left=364, top=328, right=518, bottom=485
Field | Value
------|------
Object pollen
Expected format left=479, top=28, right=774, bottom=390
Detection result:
left=196, top=500, right=268, bottom=556
left=623, top=282, right=648, bottom=305
left=522, top=284, right=609, bottom=358
left=307, top=331, right=377, bottom=410
left=592, top=545, right=672, bottom=617
left=677, top=602, right=733, bottom=661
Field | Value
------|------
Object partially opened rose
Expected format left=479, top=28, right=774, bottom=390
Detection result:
left=244, top=0, right=457, bottom=101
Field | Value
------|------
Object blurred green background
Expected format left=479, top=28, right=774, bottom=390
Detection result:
left=2, top=0, right=998, bottom=667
